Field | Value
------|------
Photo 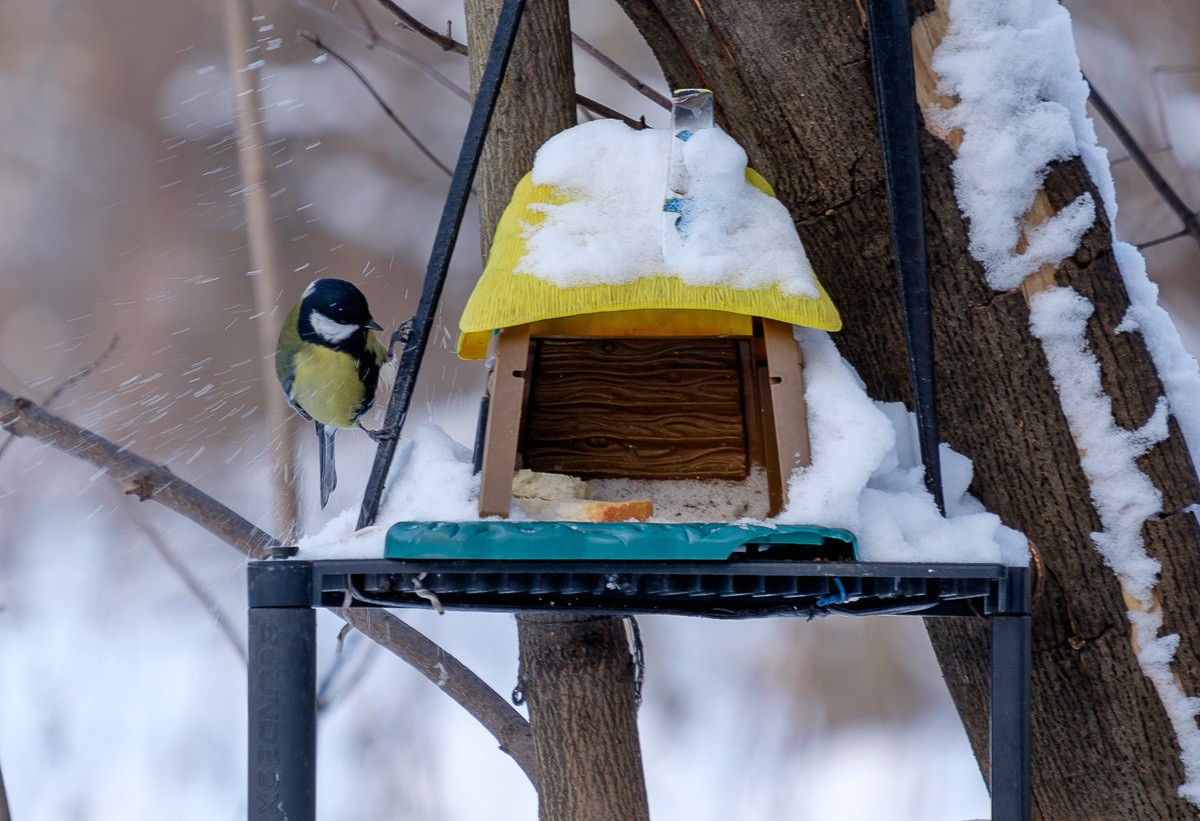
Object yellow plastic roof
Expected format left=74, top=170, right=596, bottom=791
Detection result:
left=458, top=168, right=842, bottom=359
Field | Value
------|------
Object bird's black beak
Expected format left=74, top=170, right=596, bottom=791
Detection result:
left=365, top=319, right=383, bottom=331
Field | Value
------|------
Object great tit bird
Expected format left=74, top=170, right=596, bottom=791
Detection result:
left=275, top=278, right=389, bottom=508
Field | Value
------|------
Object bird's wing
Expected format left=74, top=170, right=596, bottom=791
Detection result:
left=279, top=373, right=314, bottom=421
left=362, top=330, right=397, bottom=407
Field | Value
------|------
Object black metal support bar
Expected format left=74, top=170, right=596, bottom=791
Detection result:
left=248, top=563, right=318, bottom=821
left=990, top=614, right=1033, bottom=821
left=863, top=0, right=945, bottom=512
left=358, top=0, right=529, bottom=529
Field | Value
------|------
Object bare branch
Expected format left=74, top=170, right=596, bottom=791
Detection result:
left=317, top=628, right=376, bottom=711
left=371, top=0, right=644, bottom=127
left=0, top=387, right=535, bottom=778
left=222, top=0, right=301, bottom=539
left=576, top=93, right=646, bottom=130
left=1110, top=146, right=1172, bottom=166
left=1153, top=62, right=1200, bottom=75
left=375, top=0, right=468, bottom=54
left=299, top=31, right=455, bottom=177
left=342, top=607, right=538, bottom=785
left=1137, top=228, right=1190, bottom=251
left=121, top=503, right=249, bottom=668
left=291, top=0, right=472, bottom=102
left=42, top=335, right=119, bottom=412
left=1085, top=76, right=1200, bottom=253
left=571, top=32, right=671, bottom=110
left=0, top=334, right=117, bottom=467
left=0, top=387, right=278, bottom=558
left=346, top=0, right=380, bottom=46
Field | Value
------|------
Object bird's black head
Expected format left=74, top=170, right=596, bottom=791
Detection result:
left=302, top=278, right=375, bottom=325
left=298, top=278, right=382, bottom=348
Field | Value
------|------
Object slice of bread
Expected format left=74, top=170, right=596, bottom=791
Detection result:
left=514, top=497, right=654, bottom=523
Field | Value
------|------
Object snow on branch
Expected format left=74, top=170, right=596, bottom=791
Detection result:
left=929, top=0, right=1112, bottom=290
left=1029, top=287, right=1200, bottom=805
left=930, top=1, right=1200, bottom=803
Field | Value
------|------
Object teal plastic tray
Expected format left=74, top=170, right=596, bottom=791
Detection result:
left=384, top=521, right=858, bottom=561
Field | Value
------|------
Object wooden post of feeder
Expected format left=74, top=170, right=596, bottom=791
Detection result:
left=760, top=318, right=811, bottom=513
left=479, top=325, right=531, bottom=518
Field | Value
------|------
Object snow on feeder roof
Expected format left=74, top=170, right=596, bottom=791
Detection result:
left=457, top=119, right=842, bottom=359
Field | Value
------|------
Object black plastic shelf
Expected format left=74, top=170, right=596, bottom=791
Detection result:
left=250, top=558, right=1029, bottom=619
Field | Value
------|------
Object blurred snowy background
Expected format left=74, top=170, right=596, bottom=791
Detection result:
left=1, top=0, right=1197, bottom=818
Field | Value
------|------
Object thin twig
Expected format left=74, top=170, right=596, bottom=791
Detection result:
left=300, top=31, right=455, bottom=176
left=571, top=32, right=670, bottom=110
left=346, top=0, right=379, bottom=46
left=1153, top=63, right=1200, bottom=75
left=370, top=0, right=645, bottom=128
left=291, top=0, right=471, bottom=102
left=1137, top=228, right=1189, bottom=251
left=1085, top=75, right=1200, bottom=253
left=577, top=93, right=646, bottom=130
left=1110, top=146, right=1172, bottom=166
left=121, top=502, right=249, bottom=668
left=317, top=628, right=377, bottom=711
left=375, top=0, right=467, bottom=54
left=0, top=387, right=535, bottom=779
left=41, top=335, right=119, bottom=411
left=0, top=334, right=117, bottom=467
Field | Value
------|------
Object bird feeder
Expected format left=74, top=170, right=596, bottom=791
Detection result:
left=460, top=91, right=842, bottom=522
left=250, top=8, right=1032, bottom=821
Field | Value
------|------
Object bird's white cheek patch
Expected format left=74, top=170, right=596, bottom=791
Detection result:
left=310, top=310, right=356, bottom=343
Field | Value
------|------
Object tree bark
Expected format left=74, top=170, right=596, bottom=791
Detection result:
left=517, top=615, right=649, bottom=820
left=464, top=1, right=651, bottom=818
left=618, top=1, right=1200, bottom=818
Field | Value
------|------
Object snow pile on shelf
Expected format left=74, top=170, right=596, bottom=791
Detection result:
left=516, top=119, right=819, bottom=297
left=298, top=329, right=1027, bottom=566
left=782, top=330, right=1027, bottom=565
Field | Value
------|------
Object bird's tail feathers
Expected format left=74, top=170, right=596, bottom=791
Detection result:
left=317, top=422, right=337, bottom=508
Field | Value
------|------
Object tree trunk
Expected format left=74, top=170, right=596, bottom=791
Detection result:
left=517, top=615, right=649, bottom=820
left=463, top=2, right=651, bottom=818
left=618, top=1, right=1200, bottom=818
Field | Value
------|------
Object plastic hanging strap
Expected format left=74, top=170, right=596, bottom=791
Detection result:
left=358, top=0, right=528, bottom=529
left=863, top=0, right=946, bottom=513
left=663, top=89, right=714, bottom=260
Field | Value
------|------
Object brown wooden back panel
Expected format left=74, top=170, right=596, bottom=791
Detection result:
left=522, top=338, right=752, bottom=480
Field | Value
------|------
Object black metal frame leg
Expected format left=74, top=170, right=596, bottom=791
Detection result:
left=248, top=563, right=317, bottom=821
left=990, top=614, right=1032, bottom=821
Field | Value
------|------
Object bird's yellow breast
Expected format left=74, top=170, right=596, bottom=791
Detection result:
left=290, top=343, right=368, bottom=428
